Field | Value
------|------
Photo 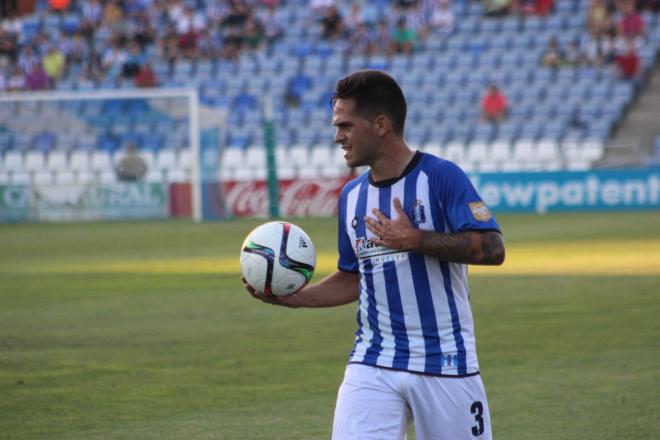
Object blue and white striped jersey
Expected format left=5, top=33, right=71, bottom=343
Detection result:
left=337, top=151, right=500, bottom=376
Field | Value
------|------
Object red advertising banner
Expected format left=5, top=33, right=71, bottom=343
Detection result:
left=222, top=177, right=353, bottom=218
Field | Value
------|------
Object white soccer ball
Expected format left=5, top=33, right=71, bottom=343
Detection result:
left=240, top=221, right=316, bottom=297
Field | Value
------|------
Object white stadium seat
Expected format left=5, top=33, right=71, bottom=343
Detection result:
left=69, top=151, right=91, bottom=172
left=178, top=149, right=192, bottom=171
left=54, top=171, right=76, bottom=185
left=24, top=151, right=46, bottom=172
left=309, top=144, right=332, bottom=167
left=32, top=170, right=53, bottom=185
left=156, top=149, right=177, bottom=171
left=144, top=169, right=164, bottom=183
left=98, top=170, right=117, bottom=184
left=512, top=140, right=535, bottom=162
left=535, top=140, right=559, bottom=161
left=91, top=151, right=113, bottom=172
left=466, top=141, right=488, bottom=163
left=166, top=168, right=188, bottom=183
left=76, top=170, right=94, bottom=184
left=2, top=151, right=23, bottom=172
left=490, top=141, right=511, bottom=162
left=288, top=144, right=310, bottom=169
left=47, top=151, right=68, bottom=172
left=422, top=143, right=443, bottom=158
left=10, top=171, right=30, bottom=184
left=443, top=142, right=465, bottom=163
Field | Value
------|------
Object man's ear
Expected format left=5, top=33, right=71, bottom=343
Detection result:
left=374, top=114, right=390, bottom=136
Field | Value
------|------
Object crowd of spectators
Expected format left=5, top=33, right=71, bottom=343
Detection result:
left=0, top=0, right=655, bottom=95
left=314, top=0, right=456, bottom=56
left=537, top=0, right=650, bottom=82
left=0, top=0, right=285, bottom=92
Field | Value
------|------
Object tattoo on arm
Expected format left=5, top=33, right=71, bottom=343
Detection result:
left=417, top=230, right=505, bottom=265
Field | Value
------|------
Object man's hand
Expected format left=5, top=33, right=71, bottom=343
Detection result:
left=365, top=197, right=422, bottom=251
left=364, top=197, right=505, bottom=265
left=242, top=276, right=300, bottom=308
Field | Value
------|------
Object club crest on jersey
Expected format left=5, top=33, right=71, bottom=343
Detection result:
left=469, top=201, right=491, bottom=221
left=410, top=200, right=426, bottom=227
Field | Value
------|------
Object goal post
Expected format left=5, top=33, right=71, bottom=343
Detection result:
left=0, top=87, right=226, bottom=222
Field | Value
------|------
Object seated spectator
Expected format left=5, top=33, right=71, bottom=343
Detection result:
left=121, top=41, right=145, bottom=78
left=243, top=16, right=265, bottom=51
left=372, top=20, right=392, bottom=55
left=134, top=62, right=157, bottom=87
left=0, top=27, right=18, bottom=63
left=42, top=45, right=66, bottom=88
left=197, top=29, right=223, bottom=59
left=617, top=0, right=644, bottom=40
left=484, top=0, right=512, bottom=17
left=562, top=39, right=583, bottom=66
left=344, top=3, right=363, bottom=34
left=259, top=6, right=284, bottom=47
left=541, top=37, right=564, bottom=67
left=615, top=39, right=641, bottom=81
left=49, top=0, right=71, bottom=13
left=515, top=0, right=554, bottom=15
left=535, top=0, right=554, bottom=15
left=25, top=63, right=50, bottom=91
left=115, top=143, right=147, bottom=182
left=348, top=22, right=376, bottom=55
left=587, top=0, right=612, bottom=36
left=390, top=17, right=417, bottom=55
left=481, top=84, right=508, bottom=124
left=321, top=6, right=344, bottom=40
left=429, top=1, right=455, bottom=38
left=7, top=64, right=25, bottom=91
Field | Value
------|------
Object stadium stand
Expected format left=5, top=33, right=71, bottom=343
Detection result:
left=0, top=0, right=658, bottom=184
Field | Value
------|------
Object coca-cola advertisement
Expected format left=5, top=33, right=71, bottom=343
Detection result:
left=223, top=177, right=353, bottom=218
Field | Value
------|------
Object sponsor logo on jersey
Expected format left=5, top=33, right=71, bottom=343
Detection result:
left=351, top=216, right=358, bottom=229
left=469, top=201, right=491, bottom=221
left=354, top=237, right=408, bottom=263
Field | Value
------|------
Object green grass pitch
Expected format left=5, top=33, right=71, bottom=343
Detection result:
left=1, top=212, right=659, bottom=439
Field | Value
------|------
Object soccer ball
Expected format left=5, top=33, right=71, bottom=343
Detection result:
left=240, top=221, right=316, bottom=297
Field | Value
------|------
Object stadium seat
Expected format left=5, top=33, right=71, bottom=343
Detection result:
left=24, top=151, right=46, bottom=172
left=178, top=150, right=192, bottom=171
left=2, top=151, right=23, bottom=173
left=10, top=171, right=30, bottom=185
left=54, top=171, right=76, bottom=185
left=69, top=151, right=91, bottom=172
left=33, top=171, right=54, bottom=186
left=91, top=151, right=113, bottom=172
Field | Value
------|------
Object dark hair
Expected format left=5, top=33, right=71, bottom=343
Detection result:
left=332, top=70, right=407, bottom=136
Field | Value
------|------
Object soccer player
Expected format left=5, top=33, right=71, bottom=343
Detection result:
left=244, top=70, right=505, bottom=439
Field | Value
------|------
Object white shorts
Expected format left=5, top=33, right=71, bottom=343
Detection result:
left=332, top=363, right=492, bottom=440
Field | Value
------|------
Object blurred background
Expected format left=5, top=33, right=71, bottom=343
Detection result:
left=0, top=0, right=658, bottom=222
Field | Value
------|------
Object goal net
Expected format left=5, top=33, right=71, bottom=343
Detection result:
left=0, top=88, right=228, bottom=222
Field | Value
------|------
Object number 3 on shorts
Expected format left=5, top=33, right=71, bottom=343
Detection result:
left=470, top=401, right=484, bottom=436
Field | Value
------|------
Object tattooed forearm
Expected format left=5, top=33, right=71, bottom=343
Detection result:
left=416, top=230, right=505, bottom=265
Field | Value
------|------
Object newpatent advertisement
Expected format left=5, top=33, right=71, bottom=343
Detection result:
left=0, top=183, right=168, bottom=222
left=220, top=169, right=659, bottom=218
left=472, top=169, right=660, bottom=214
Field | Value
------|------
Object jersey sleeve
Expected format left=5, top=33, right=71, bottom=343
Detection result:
left=337, top=189, right=359, bottom=273
left=435, top=161, right=500, bottom=233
